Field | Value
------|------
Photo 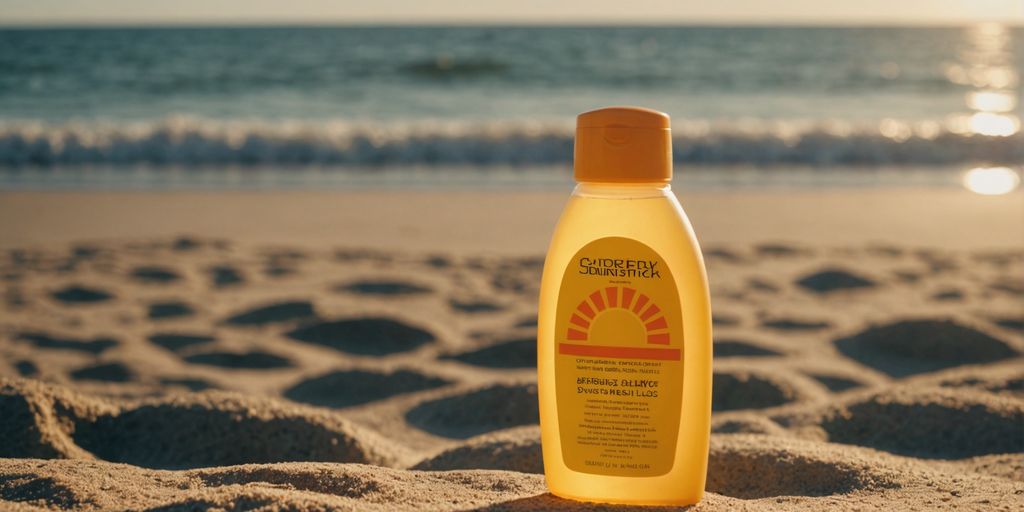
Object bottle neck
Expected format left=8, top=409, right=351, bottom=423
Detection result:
left=572, top=181, right=672, bottom=199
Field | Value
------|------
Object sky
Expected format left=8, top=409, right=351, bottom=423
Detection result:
left=1, top=0, right=1022, bottom=26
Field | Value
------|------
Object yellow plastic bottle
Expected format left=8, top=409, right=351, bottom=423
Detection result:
left=537, top=106, right=712, bottom=505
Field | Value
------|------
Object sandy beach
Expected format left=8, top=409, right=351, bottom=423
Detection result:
left=2, top=187, right=1021, bottom=251
left=1, top=187, right=1022, bottom=510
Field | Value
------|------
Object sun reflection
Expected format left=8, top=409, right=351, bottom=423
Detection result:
left=968, top=66, right=1018, bottom=89
left=967, top=112, right=1021, bottom=136
left=963, top=167, right=1021, bottom=195
left=965, top=90, right=1017, bottom=113
left=956, top=23, right=1020, bottom=137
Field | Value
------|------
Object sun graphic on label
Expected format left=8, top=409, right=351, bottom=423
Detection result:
left=567, top=286, right=670, bottom=345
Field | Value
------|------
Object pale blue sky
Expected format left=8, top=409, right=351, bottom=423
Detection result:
left=1, top=0, right=1022, bottom=26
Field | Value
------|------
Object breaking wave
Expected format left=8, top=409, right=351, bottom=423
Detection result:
left=1, top=117, right=1021, bottom=168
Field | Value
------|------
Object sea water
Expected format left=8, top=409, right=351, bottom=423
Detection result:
left=0, top=25, right=1020, bottom=186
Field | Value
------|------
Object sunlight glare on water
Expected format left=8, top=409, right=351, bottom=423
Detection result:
left=965, top=90, right=1017, bottom=113
left=956, top=23, right=1021, bottom=137
left=967, top=112, right=1021, bottom=136
left=962, top=167, right=1021, bottom=195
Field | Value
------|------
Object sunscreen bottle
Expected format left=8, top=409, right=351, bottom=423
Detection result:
left=537, top=106, right=712, bottom=505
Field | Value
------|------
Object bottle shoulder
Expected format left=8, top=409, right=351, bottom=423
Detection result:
left=572, top=182, right=675, bottom=200
left=543, top=190, right=703, bottom=283
left=553, top=191, right=690, bottom=241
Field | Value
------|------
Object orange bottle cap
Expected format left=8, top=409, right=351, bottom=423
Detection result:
left=574, top=106, right=672, bottom=183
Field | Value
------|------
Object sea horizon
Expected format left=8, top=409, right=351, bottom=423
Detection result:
left=1, top=24, right=1020, bottom=189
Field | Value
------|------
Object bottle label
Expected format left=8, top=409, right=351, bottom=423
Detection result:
left=554, top=236, right=683, bottom=477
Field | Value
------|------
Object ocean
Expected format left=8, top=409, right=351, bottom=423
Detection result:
left=0, top=25, right=1021, bottom=188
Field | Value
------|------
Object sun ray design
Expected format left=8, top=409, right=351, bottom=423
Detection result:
left=621, top=287, right=636, bottom=309
left=570, top=313, right=590, bottom=329
left=632, top=294, right=649, bottom=314
left=568, top=286, right=671, bottom=345
left=577, top=300, right=595, bottom=319
left=604, top=286, right=618, bottom=307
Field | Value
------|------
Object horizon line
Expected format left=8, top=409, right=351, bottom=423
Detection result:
left=1, top=19, right=1022, bottom=29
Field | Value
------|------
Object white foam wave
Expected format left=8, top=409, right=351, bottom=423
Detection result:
left=1, top=116, right=1020, bottom=167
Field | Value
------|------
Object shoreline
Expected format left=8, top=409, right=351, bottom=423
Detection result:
left=1, top=187, right=1021, bottom=252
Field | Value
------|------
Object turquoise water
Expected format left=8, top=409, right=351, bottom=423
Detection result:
left=0, top=25, right=1020, bottom=185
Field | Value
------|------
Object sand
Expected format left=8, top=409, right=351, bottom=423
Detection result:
left=0, top=187, right=1022, bottom=510
left=1, top=188, right=1022, bottom=252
